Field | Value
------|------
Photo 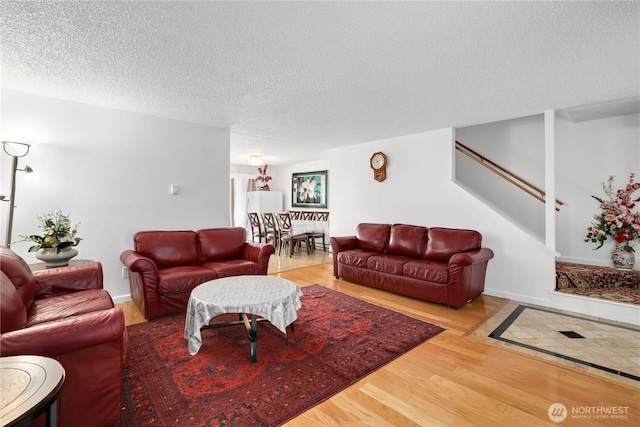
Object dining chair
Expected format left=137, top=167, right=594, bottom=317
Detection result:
left=289, top=210, right=302, bottom=220
left=247, top=212, right=265, bottom=243
left=277, top=212, right=312, bottom=257
left=301, top=211, right=315, bottom=220
left=308, top=211, right=329, bottom=251
left=261, top=213, right=280, bottom=252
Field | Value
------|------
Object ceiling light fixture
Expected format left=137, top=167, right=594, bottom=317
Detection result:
left=248, top=155, right=264, bottom=166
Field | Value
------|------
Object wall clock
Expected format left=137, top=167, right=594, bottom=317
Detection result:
left=370, top=151, right=387, bottom=182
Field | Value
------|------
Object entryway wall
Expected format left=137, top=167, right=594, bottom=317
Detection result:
left=455, top=112, right=640, bottom=268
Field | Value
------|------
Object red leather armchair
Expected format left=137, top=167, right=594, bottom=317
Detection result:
left=0, top=247, right=128, bottom=427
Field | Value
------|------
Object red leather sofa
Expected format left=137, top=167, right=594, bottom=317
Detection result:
left=120, top=227, right=276, bottom=319
left=330, top=223, right=494, bottom=308
left=0, top=246, right=128, bottom=427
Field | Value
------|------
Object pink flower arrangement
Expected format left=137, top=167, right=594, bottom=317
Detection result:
left=257, top=165, right=272, bottom=183
left=585, top=173, right=640, bottom=251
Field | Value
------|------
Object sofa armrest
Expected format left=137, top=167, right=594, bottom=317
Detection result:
left=449, top=248, right=495, bottom=268
left=330, top=236, right=359, bottom=278
left=447, top=248, right=494, bottom=308
left=0, top=307, right=125, bottom=357
left=241, top=242, right=276, bottom=274
left=33, top=261, right=104, bottom=299
left=120, top=250, right=158, bottom=287
left=120, top=250, right=160, bottom=318
left=330, top=236, right=359, bottom=252
left=0, top=308, right=128, bottom=427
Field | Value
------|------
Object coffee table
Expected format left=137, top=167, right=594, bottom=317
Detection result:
left=184, top=275, right=303, bottom=362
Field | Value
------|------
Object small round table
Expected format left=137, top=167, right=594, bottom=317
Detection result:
left=0, top=355, right=65, bottom=427
left=184, top=276, right=303, bottom=362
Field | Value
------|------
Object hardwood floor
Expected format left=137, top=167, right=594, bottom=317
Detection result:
left=118, top=262, right=639, bottom=426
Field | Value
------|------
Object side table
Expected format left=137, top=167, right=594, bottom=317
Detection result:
left=0, top=355, right=65, bottom=427
left=29, top=259, right=94, bottom=272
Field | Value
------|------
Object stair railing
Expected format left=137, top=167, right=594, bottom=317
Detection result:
left=455, top=141, right=564, bottom=211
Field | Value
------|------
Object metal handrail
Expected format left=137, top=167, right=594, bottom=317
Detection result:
left=455, top=141, right=564, bottom=211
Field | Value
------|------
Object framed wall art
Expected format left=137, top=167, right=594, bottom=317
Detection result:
left=292, top=170, right=328, bottom=208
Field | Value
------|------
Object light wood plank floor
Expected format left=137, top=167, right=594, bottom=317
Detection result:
left=118, top=260, right=639, bottom=426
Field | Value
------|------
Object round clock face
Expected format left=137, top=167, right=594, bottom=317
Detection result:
left=371, top=153, right=386, bottom=170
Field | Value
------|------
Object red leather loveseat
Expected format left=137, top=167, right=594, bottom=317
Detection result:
left=331, top=223, right=494, bottom=308
left=0, top=246, right=128, bottom=427
left=120, top=227, right=275, bottom=319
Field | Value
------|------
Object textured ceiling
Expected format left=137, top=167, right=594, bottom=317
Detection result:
left=1, top=1, right=639, bottom=165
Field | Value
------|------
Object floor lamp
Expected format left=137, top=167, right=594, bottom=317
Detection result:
left=2, top=141, right=34, bottom=248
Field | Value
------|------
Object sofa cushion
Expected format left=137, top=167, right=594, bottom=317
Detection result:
left=424, top=227, right=482, bottom=262
left=198, top=228, right=246, bottom=263
left=337, top=249, right=379, bottom=268
left=26, top=289, right=114, bottom=328
left=388, top=224, right=428, bottom=258
left=134, top=231, right=200, bottom=268
left=403, top=260, right=449, bottom=284
left=203, top=259, right=261, bottom=278
left=356, top=223, right=391, bottom=252
left=1, top=271, right=27, bottom=333
left=157, top=266, right=218, bottom=296
left=367, top=254, right=408, bottom=276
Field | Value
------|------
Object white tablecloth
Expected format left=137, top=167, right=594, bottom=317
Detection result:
left=184, top=276, right=303, bottom=355
left=291, top=219, right=328, bottom=235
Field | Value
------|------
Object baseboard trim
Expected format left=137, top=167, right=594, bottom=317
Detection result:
left=483, top=288, right=639, bottom=326
left=112, top=294, right=132, bottom=304
left=549, top=291, right=639, bottom=326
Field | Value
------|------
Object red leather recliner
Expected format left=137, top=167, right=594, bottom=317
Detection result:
left=0, top=247, right=128, bottom=427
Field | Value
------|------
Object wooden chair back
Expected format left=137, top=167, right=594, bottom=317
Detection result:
left=247, top=212, right=263, bottom=242
left=277, top=212, right=292, bottom=231
left=261, top=213, right=279, bottom=248
left=289, top=210, right=302, bottom=220
left=262, top=213, right=277, bottom=231
left=301, top=211, right=314, bottom=220
left=314, top=211, right=329, bottom=221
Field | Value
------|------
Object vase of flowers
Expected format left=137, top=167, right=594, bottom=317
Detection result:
left=585, top=173, right=640, bottom=269
left=20, top=210, right=82, bottom=268
left=257, top=165, right=272, bottom=191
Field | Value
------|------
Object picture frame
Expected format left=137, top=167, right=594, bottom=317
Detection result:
left=292, top=170, right=328, bottom=208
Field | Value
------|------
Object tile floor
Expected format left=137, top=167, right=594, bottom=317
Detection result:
left=470, top=301, right=640, bottom=387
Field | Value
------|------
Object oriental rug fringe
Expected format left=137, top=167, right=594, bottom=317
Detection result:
left=117, top=284, right=444, bottom=426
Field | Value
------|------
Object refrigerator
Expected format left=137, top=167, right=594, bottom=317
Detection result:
left=247, top=191, right=283, bottom=214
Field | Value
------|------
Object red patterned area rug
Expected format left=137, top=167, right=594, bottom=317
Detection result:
left=117, top=284, right=444, bottom=426
left=555, top=261, right=640, bottom=305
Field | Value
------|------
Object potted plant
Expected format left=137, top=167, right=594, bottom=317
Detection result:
left=257, top=165, right=272, bottom=191
left=585, top=173, right=640, bottom=269
left=20, top=209, right=82, bottom=267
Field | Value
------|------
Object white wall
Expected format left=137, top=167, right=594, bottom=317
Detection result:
left=455, top=115, right=546, bottom=239
left=455, top=112, right=640, bottom=268
left=271, top=160, right=330, bottom=212
left=1, top=90, right=231, bottom=301
left=231, top=161, right=332, bottom=211
left=556, top=113, right=640, bottom=266
left=329, top=128, right=557, bottom=306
